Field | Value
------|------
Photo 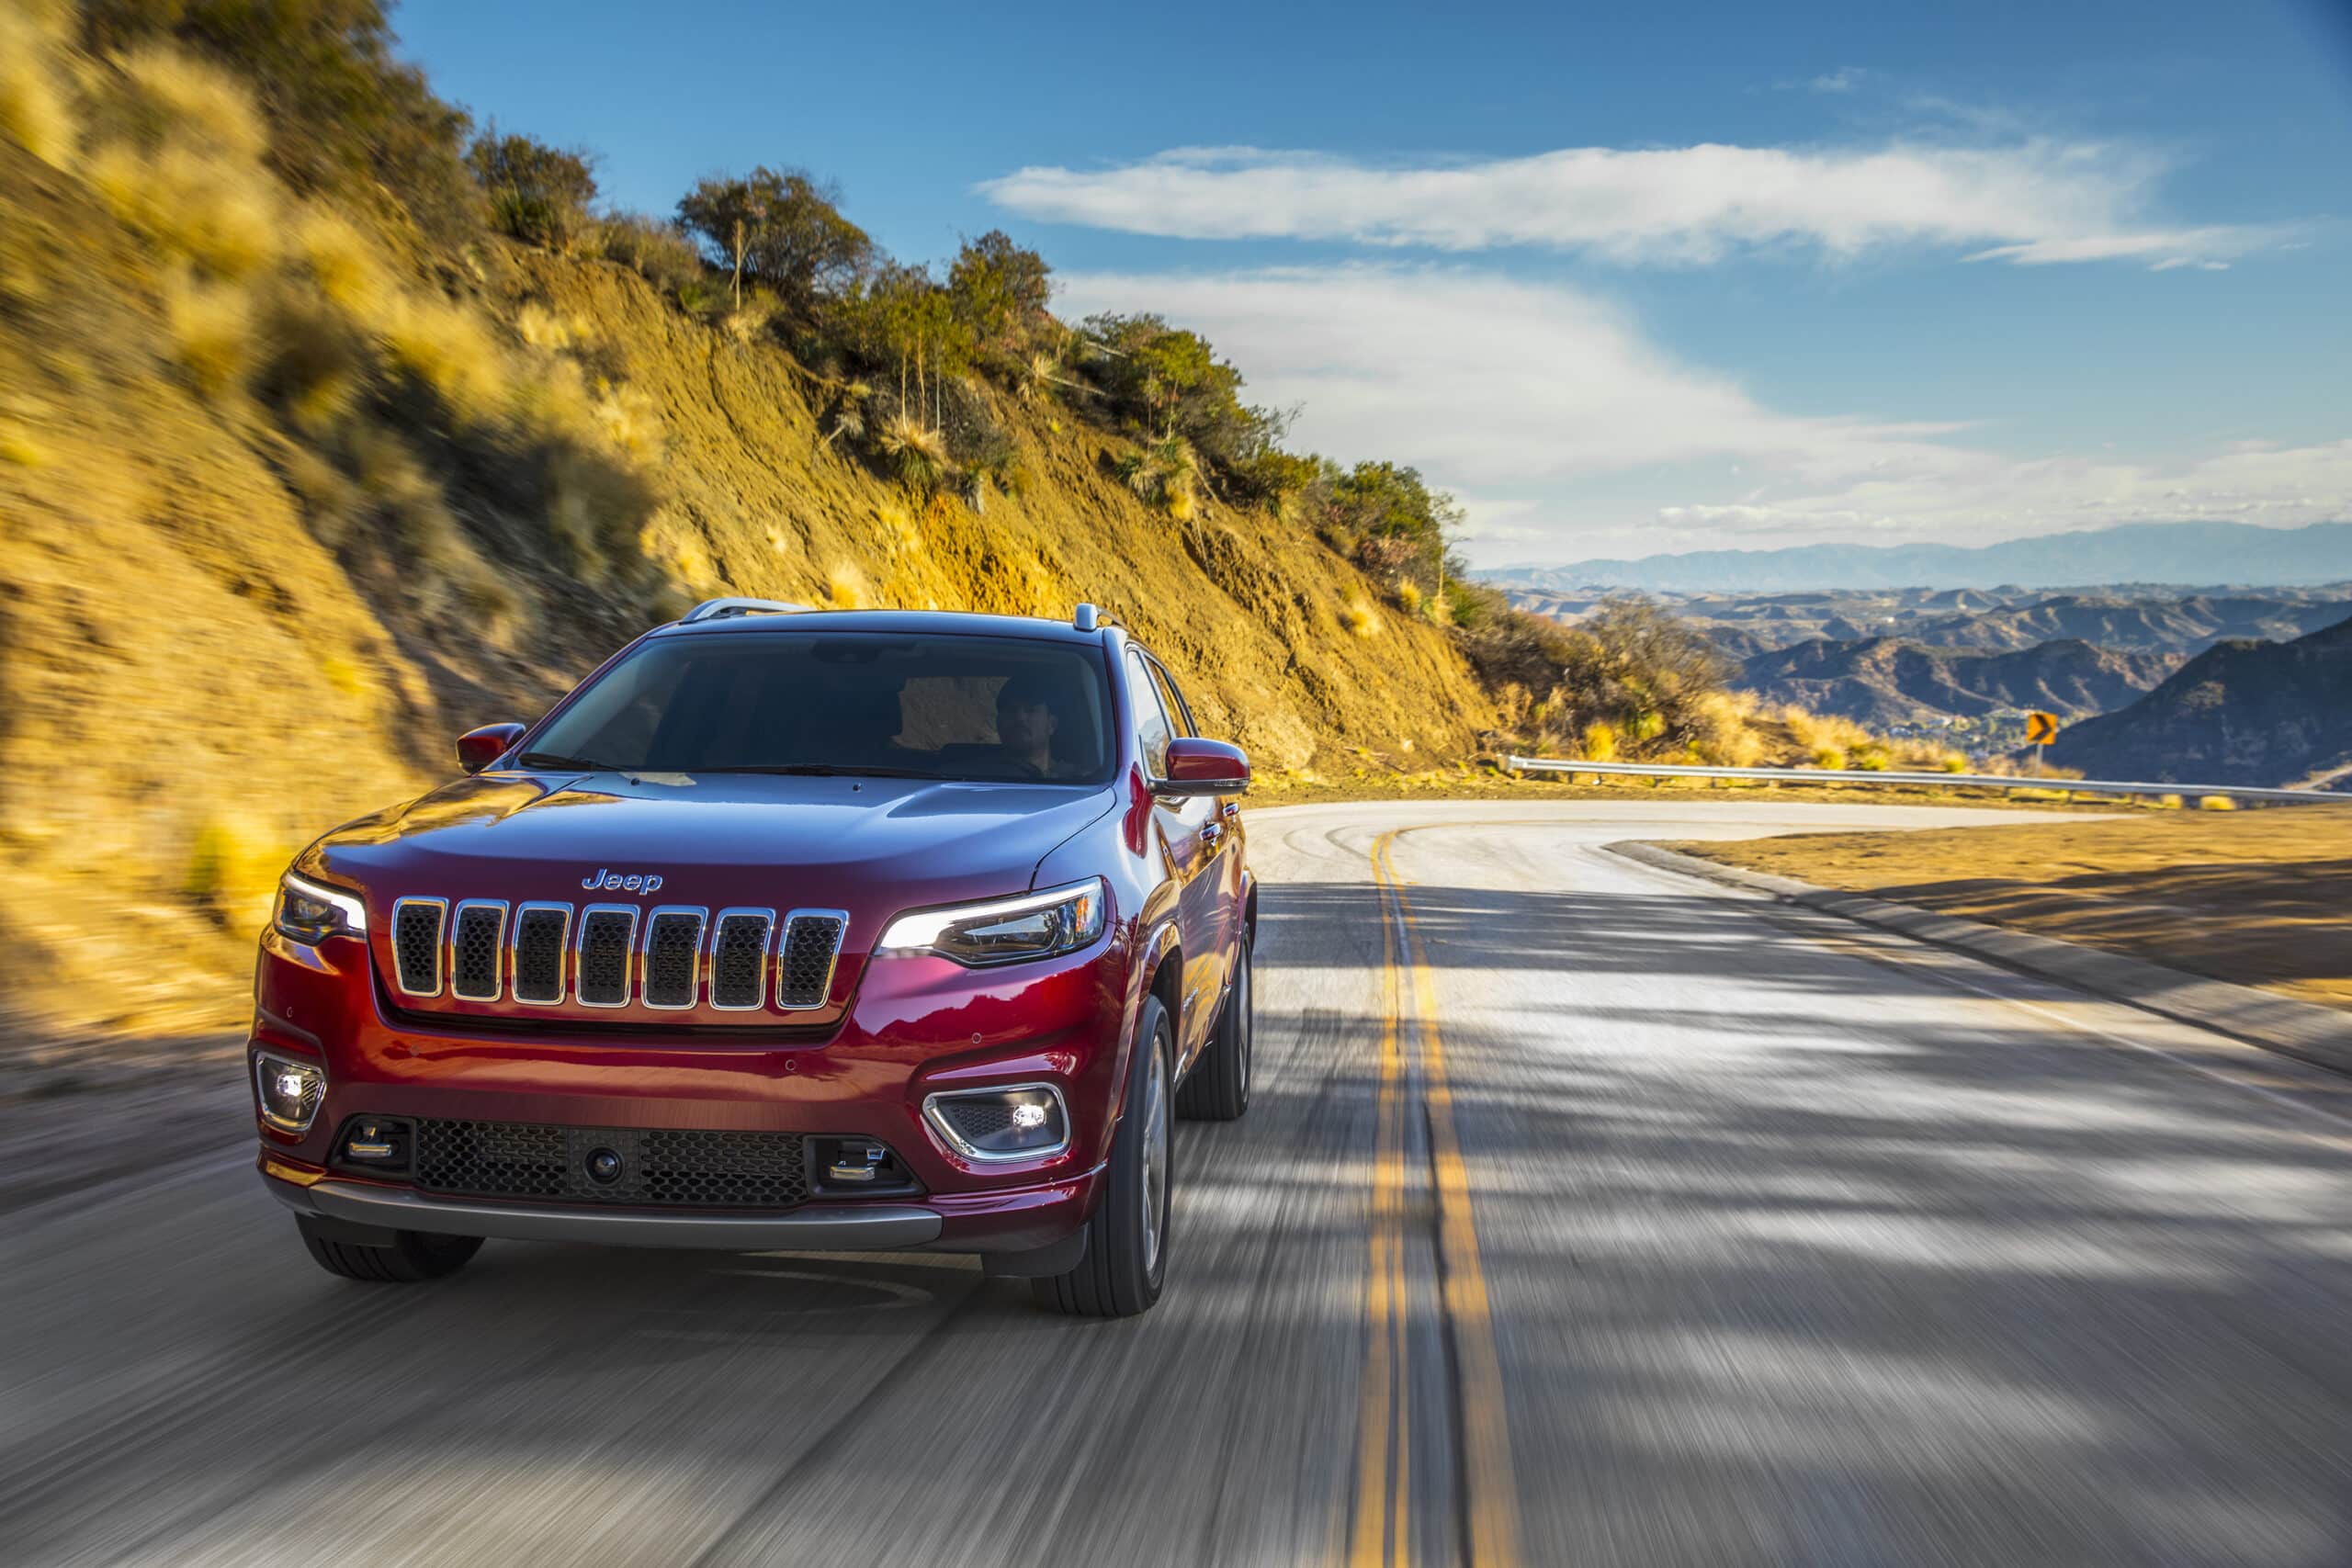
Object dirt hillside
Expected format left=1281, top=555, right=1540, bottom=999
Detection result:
left=0, top=113, right=1496, bottom=1035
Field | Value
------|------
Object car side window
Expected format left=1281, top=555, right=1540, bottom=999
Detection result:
left=1145, top=658, right=1195, bottom=739
left=1125, top=649, right=1173, bottom=777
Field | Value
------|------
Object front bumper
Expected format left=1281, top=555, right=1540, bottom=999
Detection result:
left=260, top=1150, right=1102, bottom=1254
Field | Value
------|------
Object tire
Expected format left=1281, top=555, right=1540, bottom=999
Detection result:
left=1034, top=996, right=1173, bottom=1317
left=298, top=1218, right=482, bottom=1283
left=1177, top=942, right=1252, bottom=1122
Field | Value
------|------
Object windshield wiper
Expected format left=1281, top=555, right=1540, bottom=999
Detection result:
left=690, top=764, right=950, bottom=780
left=516, top=751, right=635, bottom=774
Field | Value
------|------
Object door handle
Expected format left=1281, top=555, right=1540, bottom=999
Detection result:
left=1198, top=822, right=1224, bottom=846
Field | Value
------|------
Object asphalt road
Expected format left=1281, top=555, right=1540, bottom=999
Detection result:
left=5, top=800, right=2349, bottom=1567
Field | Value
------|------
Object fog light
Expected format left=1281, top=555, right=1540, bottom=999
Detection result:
left=922, top=1083, right=1069, bottom=1162
left=254, top=1052, right=325, bottom=1134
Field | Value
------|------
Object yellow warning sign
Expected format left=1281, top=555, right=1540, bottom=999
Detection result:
left=2024, top=711, right=2060, bottom=747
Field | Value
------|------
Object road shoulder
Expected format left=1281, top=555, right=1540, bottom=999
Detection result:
left=1605, top=840, right=2352, bottom=1078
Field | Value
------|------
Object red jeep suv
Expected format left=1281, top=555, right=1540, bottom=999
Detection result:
left=252, top=601, right=1255, bottom=1316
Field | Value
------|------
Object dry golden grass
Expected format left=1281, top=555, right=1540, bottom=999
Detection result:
left=293, top=209, right=390, bottom=319
left=377, top=293, right=507, bottom=423
left=1340, top=599, right=1380, bottom=637
left=0, top=420, right=49, bottom=467
left=1578, top=719, right=1620, bottom=761
left=181, top=815, right=286, bottom=925
left=0, top=23, right=76, bottom=169
left=89, top=141, right=278, bottom=278
left=164, top=271, right=254, bottom=397
left=119, top=46, right=268, bottom=161
left=826, top=562, right=868, bottom=608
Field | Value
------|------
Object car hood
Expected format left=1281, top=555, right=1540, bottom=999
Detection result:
left=305, top=771, right=1120, bottom=918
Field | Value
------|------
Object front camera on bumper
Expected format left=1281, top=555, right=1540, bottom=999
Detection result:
left=922, top=1084, right=1071, bottom=1162
left=254, top=1052, right=326, bottom=1133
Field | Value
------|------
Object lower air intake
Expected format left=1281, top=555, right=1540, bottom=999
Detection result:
left=413, top=1118, right=813, bottom=1209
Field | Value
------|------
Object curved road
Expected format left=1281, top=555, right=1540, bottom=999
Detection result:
left=5, top=801, right=2349, bottom=1566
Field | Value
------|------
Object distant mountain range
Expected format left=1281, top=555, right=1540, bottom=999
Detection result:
left=1739, top=637, right=2178, bottom=728
left=1487, top=522, right=2352, bottom=593
left=2049, top=614, right=2352, bottom=788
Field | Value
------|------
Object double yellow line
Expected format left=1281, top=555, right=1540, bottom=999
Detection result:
left=1348, top=829, right=1522, bottom=1567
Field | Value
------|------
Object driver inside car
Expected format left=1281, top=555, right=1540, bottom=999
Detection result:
left=996, top=672, right=1080, bottom=781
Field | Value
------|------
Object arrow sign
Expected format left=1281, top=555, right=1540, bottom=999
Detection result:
left=2025, top=711, right=2060, bottom=747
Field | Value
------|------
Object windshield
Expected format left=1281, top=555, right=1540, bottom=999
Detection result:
left=524, top=631, right=1116, bottom=785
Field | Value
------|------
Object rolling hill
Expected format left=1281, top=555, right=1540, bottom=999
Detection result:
left=2048, top=614, right=2352, bottom=787
left=1738, top=637, right=2178, bottom=728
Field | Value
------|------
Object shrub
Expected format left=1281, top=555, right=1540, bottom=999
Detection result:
left=2199, top=794, right=2237, bottom=811
left=1340, top=599, right=1380, bottom=637
left=466, top=125, right=597, bottom=247
left=596, top=212, right=704, bottom=294
left=1579, top=721, right=1620, bottom=761
left=1811, top=746, right=1847, bottom=770
left=256, top=287, right=366, bottom=427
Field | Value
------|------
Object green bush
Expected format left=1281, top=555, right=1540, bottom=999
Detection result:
left=467, top=125, right=597, bottom=247
left=596, top=211, right=704, bottom=294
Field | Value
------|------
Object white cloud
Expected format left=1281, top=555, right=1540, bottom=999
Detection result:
left=1052, top=264, right=2352, bottom=558
left=1804, top=68, right=1866, bottom=94
left=985, top=141, right=2273, bottom=269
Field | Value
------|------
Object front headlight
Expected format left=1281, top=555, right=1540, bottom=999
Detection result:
left=876, top=878, right=1108, bottom=967
left=274, top=871, right=367, bottom=945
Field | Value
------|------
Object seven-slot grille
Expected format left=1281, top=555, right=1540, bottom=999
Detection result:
left=383, top=898, right=847, bottom=1012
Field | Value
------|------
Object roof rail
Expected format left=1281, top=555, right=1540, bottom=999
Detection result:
left=679, top=597, right=814, bottom=625
left=1072, top=603, right=1119, bottom=632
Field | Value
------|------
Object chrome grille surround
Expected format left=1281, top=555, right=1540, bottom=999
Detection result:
left=708, top=908, right=776, bottom=1011
left=639, top=906, right=709, bottom=1010
left=575, top=905, right=639, bottom=1008
left=390, top=897, right=447, bottom=997
left=777, top=908, right=850, bottom=1010
left=448, top=899, right=508, bottom=1001
left=510, top=903, right=571, bottom=1005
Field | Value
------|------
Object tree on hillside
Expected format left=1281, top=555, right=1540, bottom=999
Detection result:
left=466, top=125, right=597, bottom=246
left=676, top=166, right=872, bottom=313
left=1319, top=460, right=1466, bottom=598
left=946, top=231, right=1051, bottom=361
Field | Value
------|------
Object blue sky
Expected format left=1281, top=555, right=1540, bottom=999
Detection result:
left=393, top=0, right=2351, bottom=566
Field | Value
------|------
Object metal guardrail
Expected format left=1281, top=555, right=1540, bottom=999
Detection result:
left=1502, top=756, right=2349, bottom=806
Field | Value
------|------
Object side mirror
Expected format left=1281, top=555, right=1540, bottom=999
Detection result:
left=456, top=721, right=526, bottom=774
left=1156, top=738, right=1250, bottom=796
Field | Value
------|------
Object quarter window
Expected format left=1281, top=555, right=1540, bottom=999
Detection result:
left=1146, top=659, right=1195, bottom=738
left=1125, top=649, right=1173, bottom=776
